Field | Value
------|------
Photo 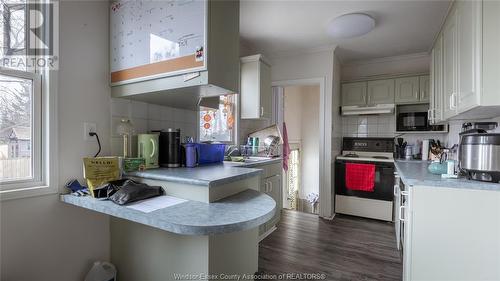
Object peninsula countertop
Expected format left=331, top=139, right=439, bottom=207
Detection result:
left=395, top=160, right=500, bottom=192
left=61, top=189, right=276, bottom=235
left=124, top=163, right=263, bottom=187
left=124, top=158, right=282, bottom=187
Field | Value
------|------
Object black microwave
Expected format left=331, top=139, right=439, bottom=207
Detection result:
left=397, top=112, right=445, bottom=131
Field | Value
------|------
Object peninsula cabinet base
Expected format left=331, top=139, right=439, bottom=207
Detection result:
left=110, top=218, right=259, bottom=281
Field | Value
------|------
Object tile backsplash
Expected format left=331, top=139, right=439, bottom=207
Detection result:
left=341, top=114, right=447, bottom=153
left=342, top=115, right=396, bottom=138
left=110, top=98, right=198, bottom=157
left=341, top=114, right=500, bottom=156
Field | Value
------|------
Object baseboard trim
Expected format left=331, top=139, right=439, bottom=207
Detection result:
left=258, top=225, right=277, bottom=242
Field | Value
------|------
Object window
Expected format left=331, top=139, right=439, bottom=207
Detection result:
left=0, top=0, right=56, bottom=199
left=199, top=94, right=236, bottom=143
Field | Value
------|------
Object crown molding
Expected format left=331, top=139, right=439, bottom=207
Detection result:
left=266, top=44, right=338, bottom=59
left=342, top=52, right=430, bottom=67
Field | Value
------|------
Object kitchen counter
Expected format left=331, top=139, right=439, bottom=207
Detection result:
left=395, top=160, right=500, bottom=191
left=61, top=188, right=276, bottom=235
left=125, top=163, right=263, bottom=187
left=223, top=157, right=282, bottom=168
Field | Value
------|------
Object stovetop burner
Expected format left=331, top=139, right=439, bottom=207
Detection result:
left=372, top=156, right=389, bottom=159
left=343, top=153, right=359, bottom=158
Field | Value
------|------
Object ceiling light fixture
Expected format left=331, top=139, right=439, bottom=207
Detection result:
left=327, top=13, right=375, bottom=39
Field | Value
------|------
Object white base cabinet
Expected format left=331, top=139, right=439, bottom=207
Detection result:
left=401, top=185, right=500, bottom=281
left=247, top=161, right=282, bottom=238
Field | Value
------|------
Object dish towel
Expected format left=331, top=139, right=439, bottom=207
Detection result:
left=282, top=122, right=291, bottom=171
left=345, top=163, right=375, bottom=192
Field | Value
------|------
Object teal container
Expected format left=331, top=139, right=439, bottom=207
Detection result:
left=428, top=161, right=448, bottom=175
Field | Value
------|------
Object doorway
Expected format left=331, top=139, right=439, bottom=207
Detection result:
left=276, top=84, right=321, bottom=214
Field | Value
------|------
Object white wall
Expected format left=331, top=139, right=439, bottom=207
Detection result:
left=110, top=99, right=198, bottom=157
left=283, top=85, right=320, bottom=199
left=341, top=52, right=430, bottom=81
left=1, top=2, right=111, bottom=280
left=270, top=49, right=335, bottom=217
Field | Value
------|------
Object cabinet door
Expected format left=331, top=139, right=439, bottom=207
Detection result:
left=241, top=58, right=272, bottom=119
left=457, top=0, right=481, bottom=113
left=431, top=37, right=444, bottom=123
left=419, top=76, right=430, bottom=103
left=265, top=174, right=282, bottom=230
left=395, top=77, right=420, bottom=104
left=442, top=6, right=458, bottom=120
left=259, top=179, right=268, bottom=235
left=342, top=82, right=367, bottom=106
left=367, top=79, right=395, bottom=105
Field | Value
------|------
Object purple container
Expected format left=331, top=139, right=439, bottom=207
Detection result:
left=195, top=143, right=226, bottom=165
left=184, top=143, right=198, bottom=168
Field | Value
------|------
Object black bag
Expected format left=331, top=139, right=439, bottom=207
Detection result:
left=93, top=179, right=164, bottom=205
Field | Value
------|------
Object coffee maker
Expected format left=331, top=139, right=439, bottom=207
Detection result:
left=159, top=129, right=181, bottom=168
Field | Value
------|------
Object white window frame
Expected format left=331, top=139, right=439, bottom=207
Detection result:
left=0, top=0, right=58, bottom=200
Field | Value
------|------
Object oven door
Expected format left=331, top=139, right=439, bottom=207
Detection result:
left=335, top=160, right=395, bottom=201
left=397, top=112, right=429, bottom=131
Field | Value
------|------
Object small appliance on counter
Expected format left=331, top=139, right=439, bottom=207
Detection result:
left=159, top=129, right=181, bottom=168
left=137, top=133, right=159, bottom=169
left=459, top=122, right=500, bottom=182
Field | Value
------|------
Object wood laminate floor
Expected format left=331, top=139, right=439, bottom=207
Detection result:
left=258, top=210, right=402, bottom=281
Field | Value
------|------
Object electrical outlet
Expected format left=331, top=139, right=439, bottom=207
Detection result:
left=84, top=122, right=97, bottom=141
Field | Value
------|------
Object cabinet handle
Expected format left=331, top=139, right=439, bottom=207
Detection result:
left=427, top=109, right=432, bottom=121
left=401, top=190, right=409, bottom=197
left=260, top=107, right=264, bottom=117
left=449, top=93, right=457, bottom=110
left=421, top=91, right=425, bottom=99
left=415, top=91, right=419, bottom=98
left=394, top=185, right=398, bottom=196
left=399, top=206, right=406, bottom=222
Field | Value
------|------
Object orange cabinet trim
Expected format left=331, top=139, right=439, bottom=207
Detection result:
left=111, top=54, right=204, bottom=83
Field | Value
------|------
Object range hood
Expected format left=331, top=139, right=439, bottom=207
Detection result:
left=341, top=104, right=395, bottom=116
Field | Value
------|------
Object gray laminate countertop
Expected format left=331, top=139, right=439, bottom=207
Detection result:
left=395, top=160, right=500, bottom=191
left=60, top=189, right=276, bottom=235
left=125, top=163, right=263, bottom=187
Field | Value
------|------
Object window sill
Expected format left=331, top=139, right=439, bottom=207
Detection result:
left=0, top=185, right=58, bottom=201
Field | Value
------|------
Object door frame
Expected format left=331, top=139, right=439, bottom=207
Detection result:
left=272, top=77, right=332, bottom=218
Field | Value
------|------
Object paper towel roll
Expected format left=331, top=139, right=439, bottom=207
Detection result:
left=422, top=139, right=430, bottom=161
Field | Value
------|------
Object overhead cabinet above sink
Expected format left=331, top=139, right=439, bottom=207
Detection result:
left=109, top=0, right=240, bottom=110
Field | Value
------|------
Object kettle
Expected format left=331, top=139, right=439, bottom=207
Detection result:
left=138, top=134, right=159, bottom=169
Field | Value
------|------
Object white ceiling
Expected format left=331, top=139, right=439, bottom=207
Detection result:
left=240, top=0, right=451, bottom=63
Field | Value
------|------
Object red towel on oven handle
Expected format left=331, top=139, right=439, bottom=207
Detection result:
left=345, top=163, right=375, bottom=192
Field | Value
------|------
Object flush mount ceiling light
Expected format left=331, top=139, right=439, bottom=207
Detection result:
left=327, top=13, right=375, bottom=39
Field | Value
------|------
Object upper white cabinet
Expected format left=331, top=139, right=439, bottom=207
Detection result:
left=110, top=0, right=240, bottom=110
left=342, top=82, right=367, bottom=106
left=430, top=0, right=500, bottom=121
left=395, top=77, right=420, bottom=104
left=367, top=79, right=395, bottom=105
left=430, top=37, right=444, bottom=124
left=419, top=75, right=430, bottom=103
left=240, top=54, right=272, bottom=119
left=441, top=5, right=458, bottom=120
left=342, top=80, right=395, bottom=106
left=394, top=76, right=429, bottom=104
